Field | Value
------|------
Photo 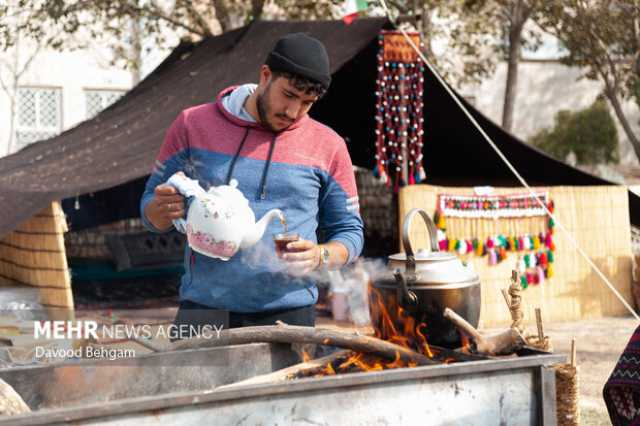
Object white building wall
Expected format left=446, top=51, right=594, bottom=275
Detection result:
left=0, top=47, right=133, bottom=156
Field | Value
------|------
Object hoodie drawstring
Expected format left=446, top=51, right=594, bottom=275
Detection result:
left=226, top=128, right=277, bottom=200
left=258, top=135, right=277, bottom=200
left=226, top=128, right=250, bottom=185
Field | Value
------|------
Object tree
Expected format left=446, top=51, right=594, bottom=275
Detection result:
left=387, top=1, right=542, bottom=132
left=530, top=98, right=619, bottom=166
left=536, top=1, right=640, bottom=163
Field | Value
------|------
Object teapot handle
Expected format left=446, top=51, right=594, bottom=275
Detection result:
left=402, top=208, right=439, bottom=273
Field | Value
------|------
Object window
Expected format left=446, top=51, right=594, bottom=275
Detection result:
left=15, top=87, right=62, bottom=150
left=85, top=89, right=125, bottom=119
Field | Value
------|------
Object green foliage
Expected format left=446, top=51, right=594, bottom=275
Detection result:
left=530, top=99, right=619, bottom=166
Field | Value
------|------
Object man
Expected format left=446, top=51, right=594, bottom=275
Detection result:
left=140, top=33, right=364, bottom=330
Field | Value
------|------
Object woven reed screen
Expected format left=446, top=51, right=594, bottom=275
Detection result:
left=399, top=185, right=634, bottom=327
left=0, top=201, right=73, bottom=309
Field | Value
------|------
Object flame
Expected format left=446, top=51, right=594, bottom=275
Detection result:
left=459, top=332, right=471, bottom=355
left=311, top=282, right=437, bottom=376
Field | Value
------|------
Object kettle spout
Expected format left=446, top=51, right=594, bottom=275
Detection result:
left=240, top=209, right=285, bottom=249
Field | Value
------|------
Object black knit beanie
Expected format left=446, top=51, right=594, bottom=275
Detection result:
left=265, top=33, right=331, bottom=89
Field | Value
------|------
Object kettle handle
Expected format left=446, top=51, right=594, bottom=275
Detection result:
left=402, top=208, right=439, bottom=273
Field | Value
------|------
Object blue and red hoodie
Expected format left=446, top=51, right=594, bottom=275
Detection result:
left=140, top=86, right=364, bottom=312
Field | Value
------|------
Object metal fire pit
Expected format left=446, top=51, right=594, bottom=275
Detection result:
left=0, top=343, right=563, bottom=426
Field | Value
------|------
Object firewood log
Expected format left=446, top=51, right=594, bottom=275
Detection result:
left=443, top=308, right=525, bottom=356
left=170, top=324, right=436, bottom=366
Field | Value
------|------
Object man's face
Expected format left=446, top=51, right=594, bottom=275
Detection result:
left=256, top=66, right=319, bottom=132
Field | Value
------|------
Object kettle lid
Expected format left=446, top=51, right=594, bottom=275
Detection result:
left=388, top=249, right=457, bottom=262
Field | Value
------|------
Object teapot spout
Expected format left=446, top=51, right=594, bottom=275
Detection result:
left=241, top=209, right=285, bottom=249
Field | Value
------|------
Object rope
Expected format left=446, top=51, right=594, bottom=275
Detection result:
left=376, top=0, right=640, bottom=321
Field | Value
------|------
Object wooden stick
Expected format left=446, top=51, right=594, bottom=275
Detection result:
left=501, top=288, right=511, bottom=310
left=443, top=307, right=525, bottom=356
left=570, top=338, right=577, bottom=367
left=535, top=308, right=544, bottom=342
left=170, top=324, right=436, bottom=366
left=218, top=350, right=351, bottom=389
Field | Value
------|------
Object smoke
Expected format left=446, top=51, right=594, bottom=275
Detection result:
left=239, top=240, right=282, bottom=273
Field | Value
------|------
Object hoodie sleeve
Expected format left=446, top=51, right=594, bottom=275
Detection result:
left=140, top=112, right=190, bottom=233
left=318, top=140, right=365, bottom=263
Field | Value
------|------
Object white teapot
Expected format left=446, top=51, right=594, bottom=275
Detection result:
left=167, top=173, right=285, bottom=261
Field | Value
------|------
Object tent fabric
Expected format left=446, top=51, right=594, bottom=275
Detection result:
left=0, top=18, right=636, bottom=239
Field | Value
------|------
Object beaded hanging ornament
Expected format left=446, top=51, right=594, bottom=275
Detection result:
left=374, top=30, right=425, bottom=193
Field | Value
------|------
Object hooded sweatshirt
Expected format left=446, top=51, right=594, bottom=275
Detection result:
left=140, top=85, right=364, bottom=313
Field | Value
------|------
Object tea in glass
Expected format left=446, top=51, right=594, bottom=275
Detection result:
left=273, top=233, right=300, bottom=258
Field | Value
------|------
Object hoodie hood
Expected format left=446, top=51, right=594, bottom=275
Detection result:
left=216, top=85, right=309, bottom=132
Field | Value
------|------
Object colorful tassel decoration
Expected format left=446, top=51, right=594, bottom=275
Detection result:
left=546, top=263, right=554, bottom=278
left=486, top=238, right=494, bottom=249
left=520, top=274, right=528, bottom=289
left=488, top=249, right=497, bottom=265
left=476, top=240, right=484, bottom=256
left=439, top=239, right=448, bottom=251
left=518, top=237, right=524, bottom=251
left=434, top=210, right=446, bottom=230
left=499, top=247, right=507, bottom=261
left=530, top=254, right=537, bottom=268
left=518, top=257, right=526, bottom=273
left=533, top=236, right=540, bottom=250
left=524, top=253, right=531, bottom=268
left=547, top=200, right=555, bottom=213
left=539, top=252, right=548, bottom=266
left=380, top=170, right=388, bottom=185
left=547, top=249, right=554, bottom=263
left=537, top=266, right=545, bottom=284
left=457, top=240, right=467, bottom=255
left=466, top=240, right=473, bottom=254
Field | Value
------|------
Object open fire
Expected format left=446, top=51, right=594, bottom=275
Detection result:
left=297, top=285, right=464, bottom=378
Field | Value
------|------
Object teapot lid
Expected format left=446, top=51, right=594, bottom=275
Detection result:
left=208, top=179, right=249, bottom=205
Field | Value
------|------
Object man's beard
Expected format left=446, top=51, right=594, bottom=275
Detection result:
left=257, top=84, right=277, bottom=132
left=257, top=82, right=292, bottom=132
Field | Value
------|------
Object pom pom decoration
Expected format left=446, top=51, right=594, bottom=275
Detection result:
left=536, top=266, right=545, bottom=284
left=374, top=31, right=425, bottom=192
left=431, top=193, right=557, bottom=288
left=520, top=274, right=529, bottom=289
left=533, top=235, right=540, bottom=250
left=488, top=249, right=497, bottom=265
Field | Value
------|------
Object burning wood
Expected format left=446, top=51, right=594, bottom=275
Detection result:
left=443, top=307, right=526, bottom=356
left=171, top=323, right=435, bottom=366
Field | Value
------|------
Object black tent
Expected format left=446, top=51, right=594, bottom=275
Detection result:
left=0, top=18, right=635, bottom=239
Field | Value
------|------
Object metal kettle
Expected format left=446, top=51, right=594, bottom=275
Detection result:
left=374, top=208, right=482, bottom=348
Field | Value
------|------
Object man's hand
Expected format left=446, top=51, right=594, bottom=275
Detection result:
left=144, top=184, right=186, bottom=232
left=281, top=239, right=320, bottom=276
